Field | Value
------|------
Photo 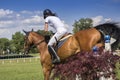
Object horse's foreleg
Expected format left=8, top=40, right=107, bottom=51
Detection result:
left=43, top=65, right=52, bottom=80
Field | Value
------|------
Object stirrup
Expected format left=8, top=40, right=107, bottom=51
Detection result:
left=48, top=45, right=60, bottom=64
left=52, top=52, right=60, bottom=64
left=52, top=58, right=60, bottom=64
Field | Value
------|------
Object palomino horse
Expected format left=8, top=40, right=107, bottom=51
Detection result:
left=23, top=23, right=120, bottom=80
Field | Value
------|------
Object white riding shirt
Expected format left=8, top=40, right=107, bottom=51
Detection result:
left=45, top=16, right=68, bottom=32
left=45, top=16, right=68, bottom=46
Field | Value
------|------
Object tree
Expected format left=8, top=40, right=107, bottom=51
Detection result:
left=72, top=18, right=93, bottom=33
left=0, top=38, right=10, bottom=55
left=11, top=32, right=24, bottom=54
left=37, top=29, right=53, bottom=36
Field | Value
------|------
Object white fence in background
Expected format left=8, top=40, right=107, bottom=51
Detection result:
left=0, top=57, right=40, bottom=64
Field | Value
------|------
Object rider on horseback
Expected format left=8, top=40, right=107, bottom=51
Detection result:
left=43, top=9, right=68, bottom=64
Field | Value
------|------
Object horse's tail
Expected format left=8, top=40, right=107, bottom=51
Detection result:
left=94, top=22, right=120, bottom=50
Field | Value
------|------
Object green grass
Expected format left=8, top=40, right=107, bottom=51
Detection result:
left=115, top=62, right=120, bottom=79
left=0, top=58, right=44, bottom=80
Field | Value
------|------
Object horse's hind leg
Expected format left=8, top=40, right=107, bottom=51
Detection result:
left=94, top=43, right=104, bottom=49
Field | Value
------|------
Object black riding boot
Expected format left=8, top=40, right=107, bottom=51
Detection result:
left=48, top=45, right=60, bottom=64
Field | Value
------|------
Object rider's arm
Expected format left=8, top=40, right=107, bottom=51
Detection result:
left=44, top=22, right=48, bottom=32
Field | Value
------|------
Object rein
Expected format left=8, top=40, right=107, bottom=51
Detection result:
left=28, top=39, right=45, bottom=51
left=32, top=39, right=45, bottom=47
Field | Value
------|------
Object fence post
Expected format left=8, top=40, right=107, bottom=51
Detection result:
left=2, top=60, right=4, bottom=64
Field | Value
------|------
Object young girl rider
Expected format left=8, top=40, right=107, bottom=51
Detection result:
left=43, top=9, right=68, bottom=64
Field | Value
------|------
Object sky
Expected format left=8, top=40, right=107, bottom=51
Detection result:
left=0, top=0, right=120, bottom=39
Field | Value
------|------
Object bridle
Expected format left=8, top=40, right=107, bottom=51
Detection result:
left=24, top=35, right=45, bottom=54
left=27, top=39, right=45, bottom=49
left=31, top=39, right=45, bottom=48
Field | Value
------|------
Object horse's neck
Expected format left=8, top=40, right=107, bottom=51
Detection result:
left=32, top=35, right=48, bottom=53
left=37, top=42, right=47, bottom=54
left=31, top=33, right=44, bottom=44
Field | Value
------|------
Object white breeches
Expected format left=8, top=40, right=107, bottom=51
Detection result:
left=48, top=30, right=67, bottom=46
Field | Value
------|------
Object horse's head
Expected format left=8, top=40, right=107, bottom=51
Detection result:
left=23, top=29, right=34, bottom=54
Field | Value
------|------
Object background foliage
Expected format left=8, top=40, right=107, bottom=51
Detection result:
left=72, top=18, right=93, bottom=33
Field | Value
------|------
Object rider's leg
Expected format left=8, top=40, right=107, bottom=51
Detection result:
left=48, top=31, right=67, bottom=64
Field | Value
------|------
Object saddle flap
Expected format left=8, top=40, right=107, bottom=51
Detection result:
left=59, top=33, right=72, bottom=41
left=54, top=33, right=72, bottom=50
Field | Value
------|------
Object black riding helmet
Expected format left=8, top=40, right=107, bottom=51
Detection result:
left=43, top=9, right=53, bottom=19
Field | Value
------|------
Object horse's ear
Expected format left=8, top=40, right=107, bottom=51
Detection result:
left=31, top=29, right=34, bottom=32
left=23, top=29, right=27, bottom=34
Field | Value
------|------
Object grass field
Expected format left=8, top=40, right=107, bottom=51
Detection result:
left=0, top=57, right=120, bottom=80
left=115, top=62, right=120, bottom=79
left=0, top=58, right=44, bottom=80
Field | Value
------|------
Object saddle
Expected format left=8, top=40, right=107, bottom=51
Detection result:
left=44, top=33, right=72, bottom=50
left=54, top=33, right=72, bottom=50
